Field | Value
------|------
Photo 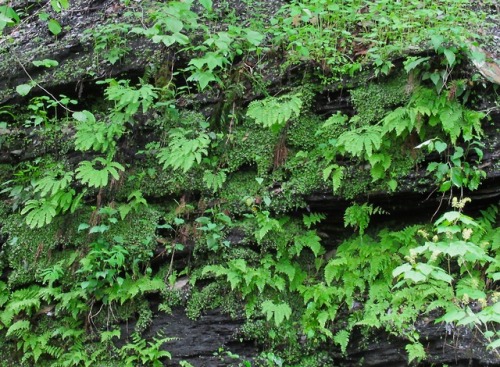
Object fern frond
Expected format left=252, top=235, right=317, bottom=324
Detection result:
left=76, top=158, right=125, bottom=188
left=203, top=170, right=227, bottom=192
left=33, top=171, right=73, bottom=197
left=157, top=127, right=210, bottom=172
left=6, top=320, right=30, bottom=337
left=337, top=125, right=383, bottom=158
left=302, top=212, right=326, bottom=229
left=247, top=93, right=303, bottom=132
left=21, top=199, right=58, bottom=228
left=261, top=300, right=292, bottom=326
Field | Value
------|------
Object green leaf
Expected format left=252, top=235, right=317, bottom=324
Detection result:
left=261, top=300, right=292, bottom=326
left=32, top=59, right=59, bottom=68
left=6, top=320, right=30, bottom=337
left=392, top=263, right=412, bottom=278
left=244, top=30, right=264, bottom=46
left=333, top=330, right=350, bottom=354
left=406, top=342, right=426, bottom=363
left=16, top=84, right=33, bottom=96
left=48, top=19, right=62, bottom=35
left=404, top=270, right=427, bottom=283
left=434, top=141, right=447, bottom=153
left=443, top=49, right=456, bottom=67
left=77, top=223, right=90, bottom=232
left=247, top=93, right=303, bottom=132
left=303, top=213, right=326, bottom=229
left=50, top=0, right=69, bottom=12
left=73, top=110, right=95, bottom=123
left=187, top=70, right=218, bottom=91
left=404, top=56, right=430, bottom=73
left=337, top=125, right=382, bottom=158
left=0, top=6, right=20, bottom=28
left=21, top=199, right=58, bottom=228
left=199, top=0, right=213, bottom=11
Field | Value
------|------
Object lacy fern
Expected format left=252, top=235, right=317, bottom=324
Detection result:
left=76, top=158, right=125, bottom=188
left=246, top=93, right=303, bottom=132
left=74, top=110, right=124, bottom=154
left=157, top=125, right=210, bottom=173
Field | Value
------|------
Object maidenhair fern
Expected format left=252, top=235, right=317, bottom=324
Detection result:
left=246, top=93, right=303, bottom=132
left=73, top=110, right=124, bottom=154
left=157, top=124, right=210, bottom=173
left=75, top=158, right=125, bottom=188
left=102, top=78, right=158, bottom=117
left=336, top=125, right=383, bottom=158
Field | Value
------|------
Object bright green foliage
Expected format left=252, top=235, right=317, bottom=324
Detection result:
left=406, top=342, right=427, bottom=364
left=343, top=203, right=386, bottom=235
left=74, top=110, right=124, bottom=154
left=261, top=300, right=292, bottom=326
left=118, top=189, right=148, bottom=220
left=333, top=330, right=350, bottom=354
left=33, top=170, right=73, bottom=198
left=393, top=200, right=500, bottom=356
left=302, top=212, right=325, bottom=229
left=103, top=79, right=158, bottom=117
left=382, top=87, right=484, bottom=143
left=76, top=158, right=125, bottom=188
left=84, top=23, right=132, bottom=64
left=292, top=230, right=323, bottom=257
left=21, top=165, right=82, bottom=227
left=322, top=163, right=345, bottom=193
left=119, top=332, right=175, bottom=367
left=195, top=211, right=232, bottom=251
left=21, top=198, right=58, bottom=228
left=157, top=123, right=211, bottom=173
left=130, top=0, right=196, bottom=47
left=253, top=210, right=284, bottom=243
left=203, top=169, right=227, bottom=193
left=0, top=6, right=20, bottom=32
left=426, top=142, right=486, bottom=192
left=336, top=125, right=383, bottom=158
left=1, top=0, right=497, bottom=364
left=247, top=93, right=303, bottom=132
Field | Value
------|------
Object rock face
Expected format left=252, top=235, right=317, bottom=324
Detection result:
left=0, top=0, right=499, bottom=366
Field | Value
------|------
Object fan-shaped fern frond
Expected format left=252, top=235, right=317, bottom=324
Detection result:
left=247, top=93, right=303, bottom=132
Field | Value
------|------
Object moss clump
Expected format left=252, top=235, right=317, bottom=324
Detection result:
left=350, top=72, right=410, bottom=125
left=1, top=212, right=87, bottom=287
left=186, top=281, right=242, bottom=320
left=286, top=113, right=333, bottom=150
left=222, top=120, right=278, bottom=175
left=217, top=170, right=264, bottom=214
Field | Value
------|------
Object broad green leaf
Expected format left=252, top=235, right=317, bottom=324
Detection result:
left=48, top=19, right=62, bottom=35
left=32, top=59, right=59, bottom=68
left=443, top=49, right=456, bottom=67
left=404, top=56, right=430, bottom=73
left=16, top=84, right=33, bottom=96
left=392, top=263, right=412, bottom=278
left=434, top=141, right=447, bottom=153
left=199, top=0, right=213, bottom=11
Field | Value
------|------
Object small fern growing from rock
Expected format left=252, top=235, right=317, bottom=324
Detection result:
left=246, top=93, right=303, bottom=133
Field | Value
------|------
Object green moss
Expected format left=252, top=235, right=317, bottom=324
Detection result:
left=1, top=212, right=86, bottom=287
left=223, top=120, right=278, bottom=175
left=0, top=205, right=160, bottom=287
left=217, top=170, right=264, bottom=214
left=186, top=281, right=242, bottom=320
left=350, top=72, right=410, bottom=125
left=286, top=113, right=328, bottom=150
